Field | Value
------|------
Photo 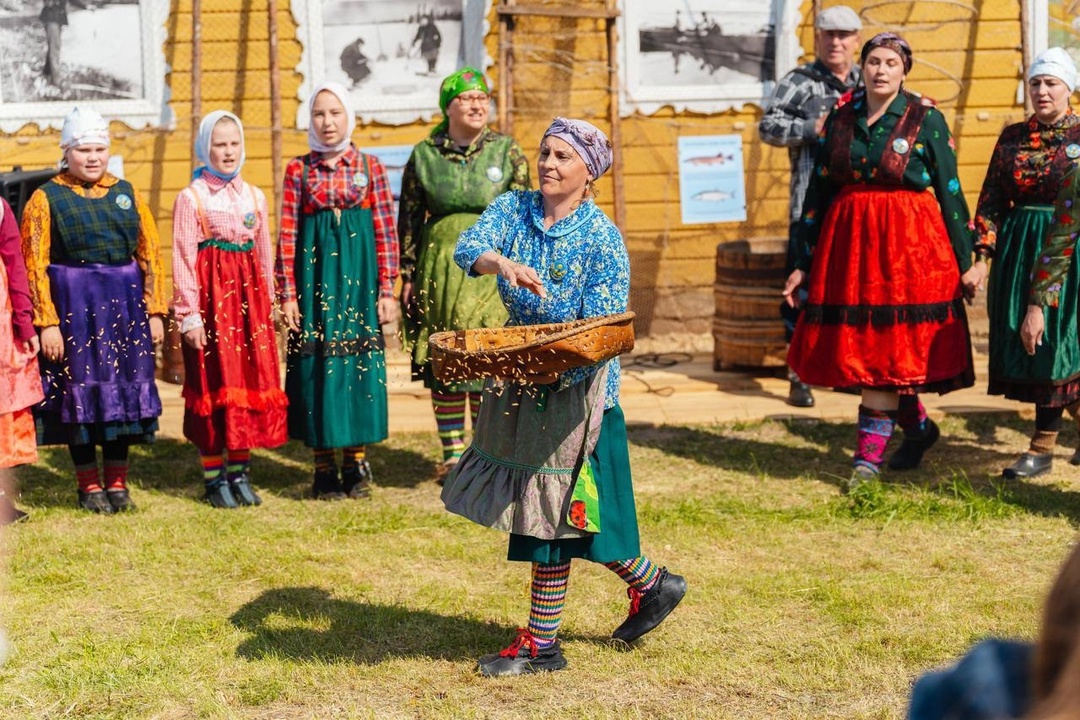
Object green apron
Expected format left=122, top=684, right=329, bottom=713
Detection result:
left=987, top=204, right=1080, bottom=398
left=402, top=135, right=514, bottom=390
left=285, top=157, right=388, bottom=448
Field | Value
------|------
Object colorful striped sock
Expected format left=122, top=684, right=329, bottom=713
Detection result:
left=527, top=561, right=571, bottom=648
left=201, top=453, right=225, bottom=484
left=103, top=461, right=129, bottom=491
left=855, top=405, right=896, bottom=472
left=70, top=444, right=101, bottom=493
left=227, top=448, right=251, bottom=478
left=75, top=466, right=102, bottom=493
left=341, top=445, right=366, bottom=471
left=605, top=556, right=660, bottom=593
left=313, top=448, right=336, bottom=473
left=432, top=391, right=468, bottom=463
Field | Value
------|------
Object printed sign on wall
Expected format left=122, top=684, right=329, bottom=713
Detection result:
left=678, top=135, right=747, bottom=225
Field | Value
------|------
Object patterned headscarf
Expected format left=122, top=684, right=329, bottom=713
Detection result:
left=193, top=110, right=245, bottom=182
left=307, top=82, right=356, bottom=154
left=860, top=32, right=913, bottom=74
left=439, top=67, right=489, bottom=114
left=542, top=117, right=613, bottom=179
left=60, top=106, right=110, bottom=151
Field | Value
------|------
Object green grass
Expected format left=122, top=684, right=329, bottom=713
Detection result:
left=1, top=412, right=1077, bottom=718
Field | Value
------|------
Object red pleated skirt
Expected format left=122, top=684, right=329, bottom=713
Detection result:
left=182, top=243, right=288, bottom=452
left=788, top=185, right=974, bottom=392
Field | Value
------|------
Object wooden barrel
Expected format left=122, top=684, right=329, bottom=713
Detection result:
left=713, top=238, right=788, bottom=370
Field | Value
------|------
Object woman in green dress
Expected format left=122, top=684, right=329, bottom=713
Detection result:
left=977, top=47, right=1080, bottom=479
left=275, top=82, right=401, bottom=500
left=398, top=67, right=529, bottom=482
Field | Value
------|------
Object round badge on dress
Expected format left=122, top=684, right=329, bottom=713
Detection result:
left=243, top=212, right=257, bottom=229
left=486, top=166, right=504, bottom=183
left=115, top=193, right=133, bottom=210
left=1067, top=143, right=1080, bottom=159
left=353, top=172, right=369, bottom=188
left=892, top=138, right=910, bottom=155
left=549, top=261, right=567, bottom=282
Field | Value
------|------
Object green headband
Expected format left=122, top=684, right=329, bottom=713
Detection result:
left=438, top=67, right=489, bottom=115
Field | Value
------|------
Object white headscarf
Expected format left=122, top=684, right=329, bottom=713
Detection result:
left=60, top=106, right=110, bottom=151
left=194, top=110, right=245, bottom=181
left=307, top=82, right=356, bottom=154
left=1028, top=47, right=1078, bottom=92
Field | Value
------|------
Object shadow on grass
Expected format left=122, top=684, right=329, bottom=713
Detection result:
left=229, top=586, right=602, bottom=664
left=628, top=414, right=1080, bottom=524
left=13, top=436, right=433, bottom=508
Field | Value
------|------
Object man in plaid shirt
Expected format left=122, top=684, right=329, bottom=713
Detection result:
left=759, top=5, right=862, bottom=408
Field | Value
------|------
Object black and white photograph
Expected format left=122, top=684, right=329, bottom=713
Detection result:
left=292, top=0, right=490, bottom=126
left=0, top=0, right=171, bottom=132
left=620, top=0, right=800, bottom=116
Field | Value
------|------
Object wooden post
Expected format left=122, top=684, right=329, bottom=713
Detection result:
left=498, top=0, right=516, bottom=135
left=605, top=0, right=626, bottom=231
left=1020, top=0, right=1033, bottom=114
left=267, top=0, right=284, bottom=229
left=190, top=0, right=202, bottom=167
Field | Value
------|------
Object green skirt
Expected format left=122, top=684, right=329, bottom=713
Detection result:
left=508, top=405, right=641, bottom=564
left=402, top=212, right=507, bottom=392
left=987, top=205, right=1080, bottom=405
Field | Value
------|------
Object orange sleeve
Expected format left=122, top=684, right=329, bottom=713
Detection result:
left=131, top=186, right=167, bottom=316
left=18, top=189, right=58, bottom=327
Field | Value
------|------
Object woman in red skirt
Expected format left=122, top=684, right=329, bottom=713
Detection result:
left=783, top=33, right=987, bottom=488
left=172, top=111, right=288, bottom=508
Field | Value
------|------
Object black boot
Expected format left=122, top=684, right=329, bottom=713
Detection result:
left=203, top=479, right=239, bottom=509
left=611, top=568, right=687, bottom=643
left=887, top=419, right=940, bottom=471
left=78, top=489, right=116, bottom=514
left=341, top=460, right=372, bottom=499
left=1002, top=453, right=1053, bottom=479
left=106, top=488, right=136, bottom=512
left=229, top=473, right=262, bottom=506
left=312, top=469, right=346, bottom=500
left=477, top=630, right=568, bottom=677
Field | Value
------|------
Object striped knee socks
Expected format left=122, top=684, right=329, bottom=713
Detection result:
left=527, top=561, right=571, bottom=648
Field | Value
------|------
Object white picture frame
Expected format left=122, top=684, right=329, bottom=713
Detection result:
left=618, top=0, right=801, bottom=116
left=292, top=0, right=492, bottom=127
left=1026, top=0, right=1080, bottom=65
left=0, top=0, right=173, bottom=133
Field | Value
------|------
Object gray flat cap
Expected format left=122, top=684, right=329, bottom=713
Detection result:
left=816, top=6, right=862, bottom=31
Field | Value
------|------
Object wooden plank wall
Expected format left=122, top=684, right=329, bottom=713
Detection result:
left=0, top=0, right=1026, bottom=344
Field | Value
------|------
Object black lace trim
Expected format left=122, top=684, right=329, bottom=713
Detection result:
left=289, top=335, right=385, bottom=357
left=803, top=298, right=965, bottom=326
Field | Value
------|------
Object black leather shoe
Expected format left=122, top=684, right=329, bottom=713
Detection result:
left=229, top=474, right=262, bottom=506
left=106, top=488, right=136, bottom=512
left=887, top=419, right=940, bottom=471
left=1070, top=449, right=1080, bottom=466
left=203, top=480, right=239, bottom=509
left=78, top=489, right=116, bottom=514
left=477, top=630, right=568, bottom=677
left=786, top=381, right=815, bottom=408
left=612, top=568, right=687, bottom=643
left=1002, top=453, right=1053, bottom=480
left=341, top=460, right=372, bottom=500
left=312, top=469, right=346, bottom=501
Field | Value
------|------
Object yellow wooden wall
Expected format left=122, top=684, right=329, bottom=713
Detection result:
left=0, top=0, right=1027, bottom=342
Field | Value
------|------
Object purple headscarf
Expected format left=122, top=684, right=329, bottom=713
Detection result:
left=860, top=32, right=913, bottom=73
left=543, top=117, right=613, bottom=179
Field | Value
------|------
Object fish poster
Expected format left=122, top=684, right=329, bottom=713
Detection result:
left=678, top=134, right=747, bottom=224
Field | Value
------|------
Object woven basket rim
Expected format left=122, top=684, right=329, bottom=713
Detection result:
left=430, top=311, right=636, bottom=359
